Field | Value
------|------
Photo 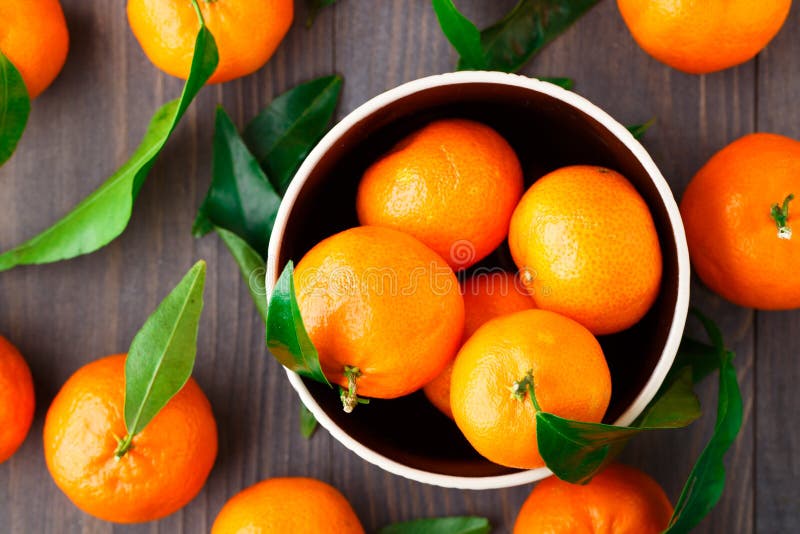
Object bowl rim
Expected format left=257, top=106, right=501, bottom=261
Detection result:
left=265, top=70, right=691, bottom=490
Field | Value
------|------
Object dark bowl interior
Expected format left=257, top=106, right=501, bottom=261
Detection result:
left=275, top=81, right=680, bottom=478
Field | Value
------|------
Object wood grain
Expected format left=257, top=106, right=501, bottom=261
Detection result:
left=755, top=4, right=800, bottom=532
left=0, top=0, right=795, bottom=532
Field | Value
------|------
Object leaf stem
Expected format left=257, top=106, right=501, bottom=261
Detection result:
left=771, top=193, right=794, bottom=240
left=340, top=365, right=366, bottom=413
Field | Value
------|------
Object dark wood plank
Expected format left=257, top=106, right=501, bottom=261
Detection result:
left=754, top=3, right=800, bottom=531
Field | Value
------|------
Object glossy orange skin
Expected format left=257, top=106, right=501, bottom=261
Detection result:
left=681, top=133, right=800, bottom=309
left=212, top=477, right=365, bottom=534
left=0, top=336, right=35, bottom=464
left=514, top=463, right=673, bottom=533
left=617, top=0, right=791, bottom=74
left=357, top=119, right=524, bottom=270
left=127, top=0, right=293, bottom=84
left=424, top=272, right=535, bottom=419
left=294, top=226, right=465, bottom=399
left=0, top=0, right=69, bottom=99
left=43, top=354, right=217, bottom=523
left=450, top=309, right=611, bottom=469
left=509, top=166, right=662, bottom=335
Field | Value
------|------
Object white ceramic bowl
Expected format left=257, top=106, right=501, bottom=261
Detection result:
left=266, top=71, right=690, bottom=490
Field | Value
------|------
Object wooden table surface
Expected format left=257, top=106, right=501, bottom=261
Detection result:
left=1, top=1, right=798, bottom=532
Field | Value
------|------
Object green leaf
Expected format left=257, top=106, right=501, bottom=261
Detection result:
left=123, top=261, right=206, bottom=441
left=299, top=402, right=319, bottom=439
left=194, top=106, right=281, bottom=257
left=432, top=0, right=487, bottom=70
left=0, top=23, right=219, bottom=272
left=306, top=0, right=337, bottom=27
left=627, top=118, right=656, bottom=140
left=243, top=75, right=342, bottom=194
left=535, top=412, right=643, bottom=485
left=378, top=516, right=491, bottom=534
left=635, top=366, right=702, bottom=428
left=0, top=50, right=31, bottom=167
left=531, top=342, right=703, bottom=484
left=216, top=227, right=268, bottom=323
left=665, top=310, right=744, bottom=533
left=539, top=76, right=574, bottom=89
left=266, top=261, right=330, bottom=385
left=457, top=0, right=600, bottom=73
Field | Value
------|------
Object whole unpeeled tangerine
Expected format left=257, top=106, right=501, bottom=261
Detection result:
left=0, top=336, right=35, bottom=464
left=509, top=165, right=662, bottom=335
left=680, top=133, right=800, bottom=309
left=357, top=119, right=523, bottom=270
left=127, top=0, right=293, bottom=84
left=617, top=0, right=791, bottom=74
left=0, top=0, right=69, bottom=99
left=450, top=309, right=611, bottom=469
left=514, top=463, right=673, bottom=533
left=43, top=354, right=217, bottom=523
left=294, top=226, right=464, bottom=401
left=212, top=477, right=365, bottom=534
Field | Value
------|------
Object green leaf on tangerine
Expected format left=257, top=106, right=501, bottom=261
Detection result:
left=122, top=261, right=206, bottom=445
left=266, top=261, right=330, bottom=385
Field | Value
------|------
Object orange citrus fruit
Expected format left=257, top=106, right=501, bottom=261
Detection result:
left=617, top=0, right=791, bottom=74
left=0, top=336, right=35, bottom=464
left=43, top=354, right=217, bottom=523
left=127, top=0, right=293, bottom=84
left=212, top=477, right=365, bottom=533
left=295, top=226, right=464, bottom=405
left=680, top=133, right=800, bottom=309
left=424, top=272, right=535, bottom=418
left=0, top=0, right=69, bottom=99
left=514, top=463, right=673, bottom=533
left=509, top=165, right=662, bottom=335
left=357, top=119, right=524, bottom=270
left=450, top=309, right=611, bottom=469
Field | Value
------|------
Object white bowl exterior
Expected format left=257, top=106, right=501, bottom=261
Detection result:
left=266, top=71, right=690, bottom=490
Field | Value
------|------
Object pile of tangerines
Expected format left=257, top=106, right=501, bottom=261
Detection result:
left=2, top=0, right=799, bottom=532
left=295, top=118, right=661, bottom=462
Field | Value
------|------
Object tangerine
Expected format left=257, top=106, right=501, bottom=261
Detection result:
left=509, top=165, right=662, bottom=335
left=680, top=133, right=800, bottom=309
left=450, top=309, right=611, bottom=469
left=0, top=0, right=69, bottom=99
left=127, top=0, right=293, bottom=84
left=294, top=226, right=464, bottom=408
left=43, top=354, right=217, bottom=523
left=357, top=119, right=523, bottom=270
left=514, top=463, right=673, bottom=533
left=0, top=336, right=35, bottom=464
left=617, top=0, right=791, bottom=74
left=212, top=477, right=364, bottom=533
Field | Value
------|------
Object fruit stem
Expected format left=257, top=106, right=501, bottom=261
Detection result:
left=340, top=365, right=367, bottom=413
left=510, top=369, right=542, bottom=412
left=771, top=193, right=794, bottom=240
left=114, top=434, right=133, bottom=459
